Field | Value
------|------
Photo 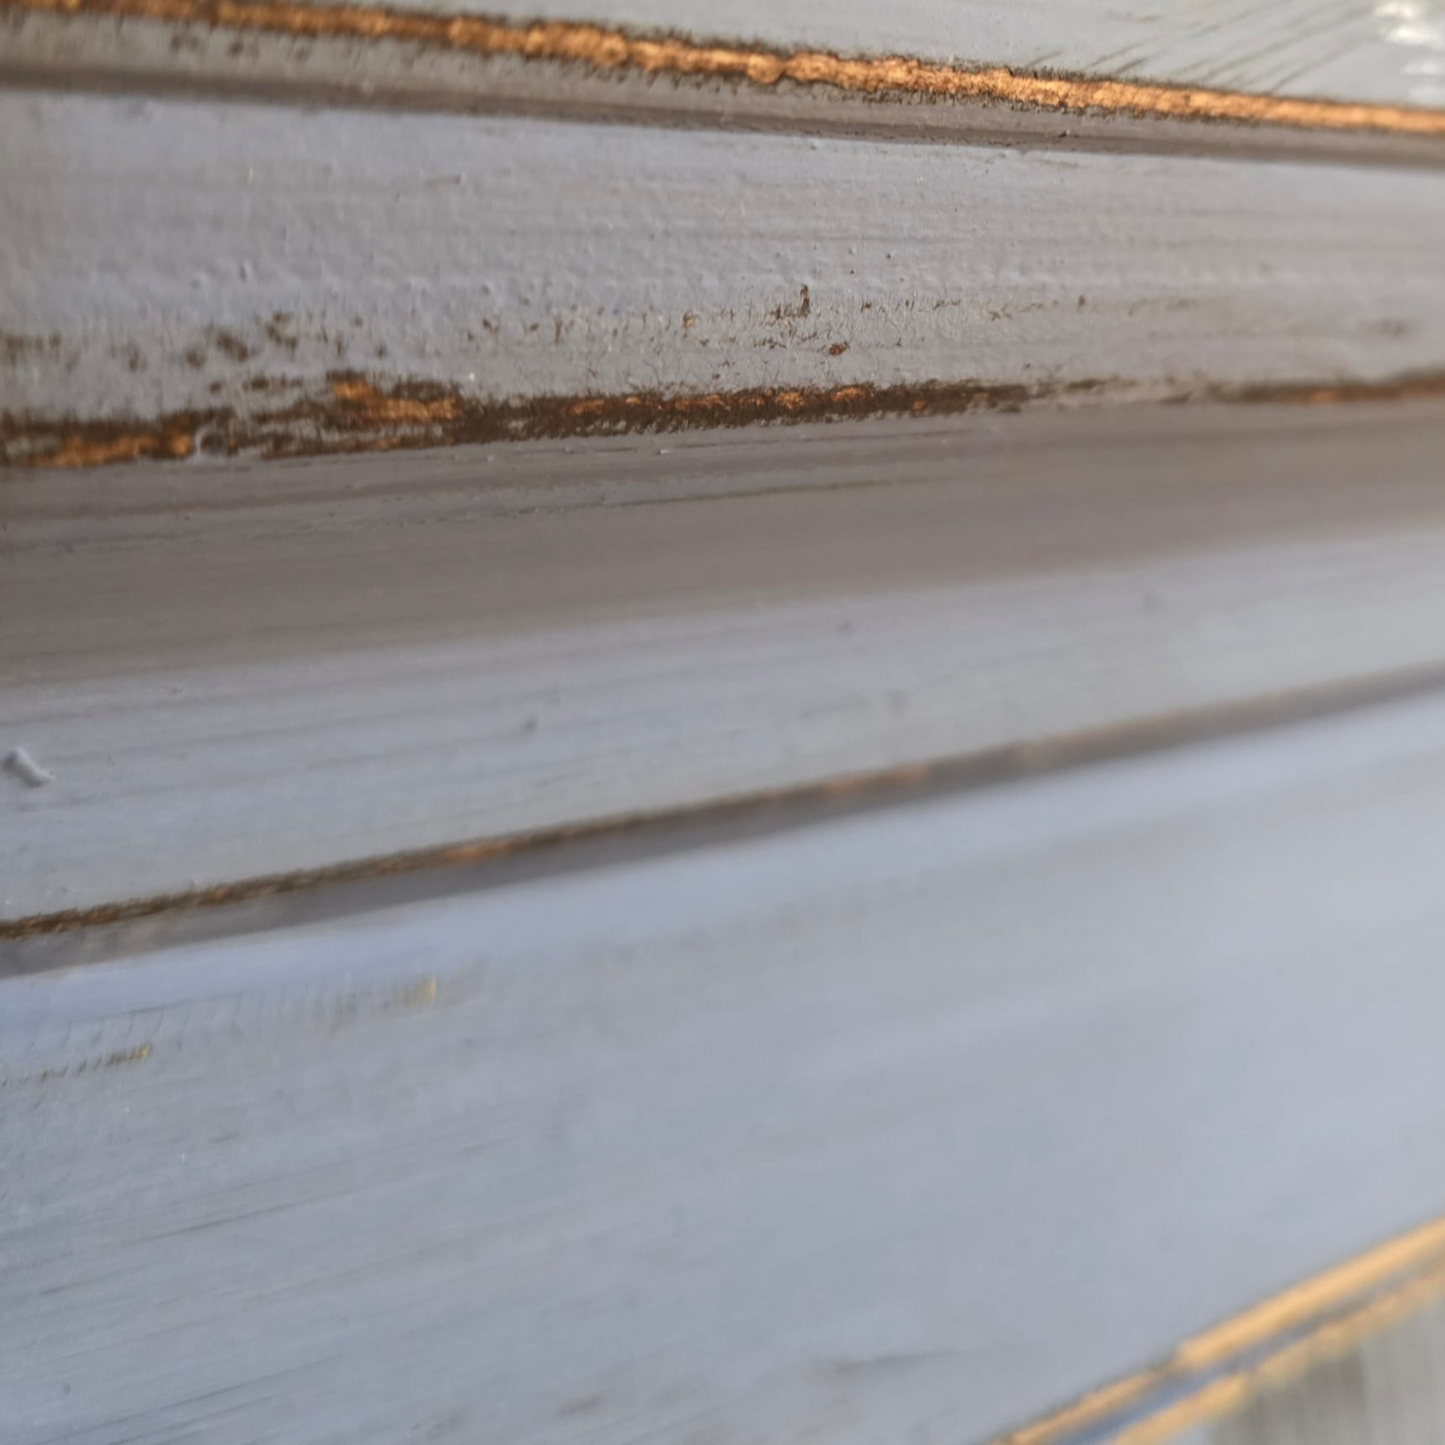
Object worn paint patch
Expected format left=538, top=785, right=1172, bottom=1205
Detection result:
left=5, top=370, right=1445, bottom=470
left=29, top=425, right=199, bottom=468
left=8, top=0, right=1445, bottom=136
left=0, top=375, right=1069, bottom=467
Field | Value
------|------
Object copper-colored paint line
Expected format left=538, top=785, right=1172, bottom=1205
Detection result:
left=0, top=758, right=948, bottom=941
left=997, top=1371, right=1166, bottom=1445
left=11, top=0, right=1445, bottom=136
left=1173, top=1212, right=1445, bottom=1372
left=0, top=376, right=1076, bottom=469
left=1114, top=1254, right=1445, bottom=1444
left=8, top=370, right=1445, bottom=471
left=9, top=656, right=1445, bottom=950
left=995, top=1211, right=1445, bottom=1444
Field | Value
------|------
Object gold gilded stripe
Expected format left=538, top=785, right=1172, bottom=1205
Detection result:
left=9, top=0, right=1445, bottom=137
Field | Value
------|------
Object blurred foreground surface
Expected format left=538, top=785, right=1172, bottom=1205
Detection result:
left=8, top=410, right=1445, bottom=1443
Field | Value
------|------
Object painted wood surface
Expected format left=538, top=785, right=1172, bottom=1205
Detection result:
left=6, top=0, right=1445, bottom=110
left=10, top=683, right=1445, bottom=1442
left=364, top=0, right=1445, bottom=109
left=12, top=7, right=1445, bottom=179
left=5, top=89, right=1445, bottom=464
left=9, top=403, right=1445, bottom=922
left=6, top=0, right=1445, bottom=1437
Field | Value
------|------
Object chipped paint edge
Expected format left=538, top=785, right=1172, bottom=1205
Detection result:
left=10, top=9, right=1445, bottom=171
left=7, top=370, right=1445, bottom=471
left=0, top=376, right=1090, bottom=469
left=7, top=0, right=1445, bottom=137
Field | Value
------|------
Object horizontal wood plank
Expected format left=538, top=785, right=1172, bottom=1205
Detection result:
left=9, top=683, right=1445, bottom=1441
left=6, top=0, right=1445, bottom=111
left=7, top=402, right=1445, bottom=921
left=4, top=91, right=1445, bottom=464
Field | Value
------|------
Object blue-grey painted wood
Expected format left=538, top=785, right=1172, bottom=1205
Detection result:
left=10, top=0, right=1443, bottom=110
left=5, top=90, right=1445, bottom=451
left=8, top=686, right=1445, bottom=1442
left=9, top=404, right=1445, bottom=920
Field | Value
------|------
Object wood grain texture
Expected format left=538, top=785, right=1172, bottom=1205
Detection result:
left=5, top=90, right=1445, bottom=462
left=9, top=684, right=1445, bottom=1443
left=7, top=403, right=1445, bottom=922
left=6, top=2, right=1445, bottom=1441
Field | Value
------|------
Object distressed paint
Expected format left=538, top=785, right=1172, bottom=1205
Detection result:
left=6, top=0, right=1445, bottom=110
left=8, top=0, right=1445, bottom=128
left=0, top=378, right=1099, bottom=468
left=12, top=373, right=1445, bottom=469
left=2, top=0, right=1444, bottom=1439
left=301, top=0, right=1445, bottom=109
left=6, top=91, right=1445, bottom=462
left=352, top=0, right=1445, bottom=110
